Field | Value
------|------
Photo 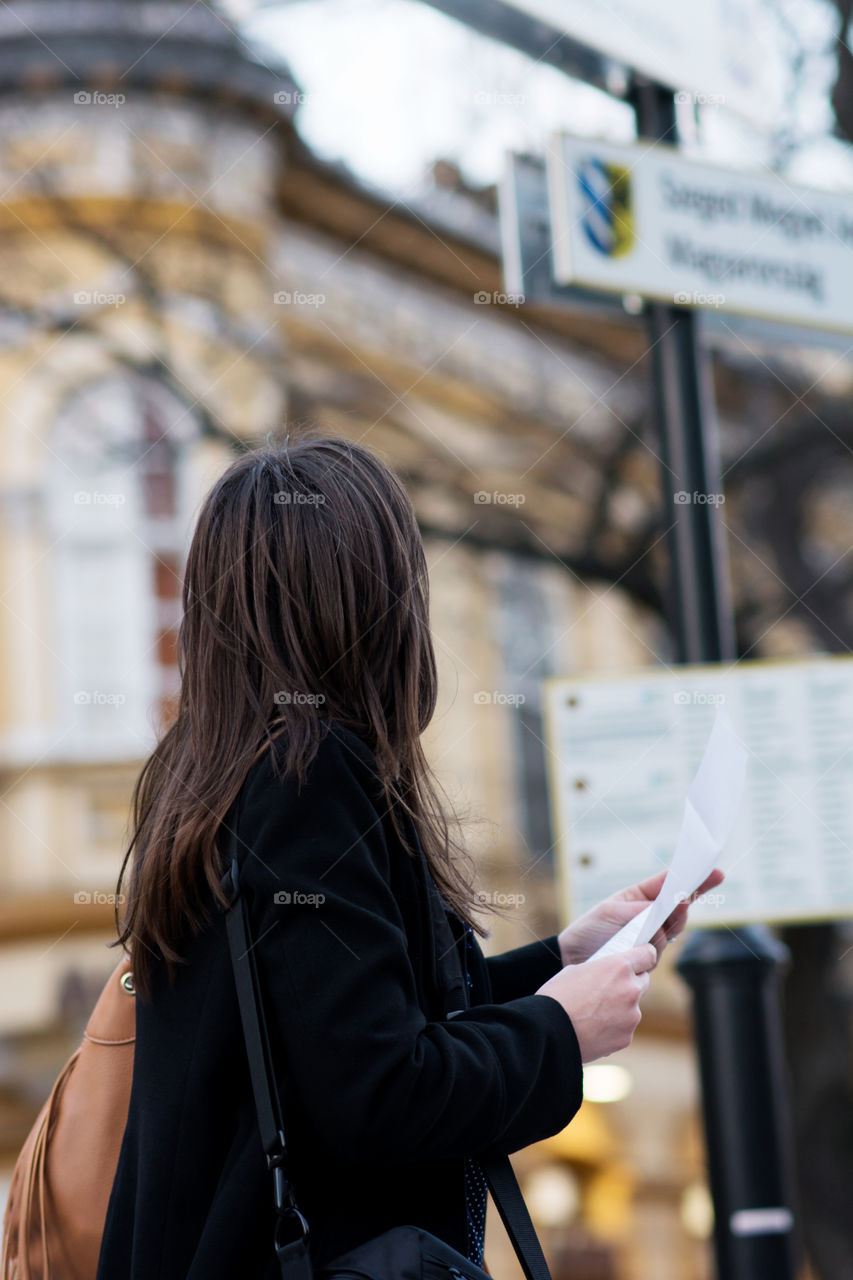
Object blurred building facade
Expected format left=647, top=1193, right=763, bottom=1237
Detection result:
left=0, top=3, right=848, bottom=1278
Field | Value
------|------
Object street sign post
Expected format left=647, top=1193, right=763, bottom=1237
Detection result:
left=418, top=2, right=803, bottom=1275
left=628, top=77, right=800, bottom=1280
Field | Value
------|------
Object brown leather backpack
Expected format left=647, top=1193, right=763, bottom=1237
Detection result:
left=1, top=954, right=135, bottom=1280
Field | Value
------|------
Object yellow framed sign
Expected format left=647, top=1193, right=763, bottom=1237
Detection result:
left=543, top=655, right=853, bottom=931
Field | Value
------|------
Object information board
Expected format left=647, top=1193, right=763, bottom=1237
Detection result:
left=543, top=657, right=853, bottom=929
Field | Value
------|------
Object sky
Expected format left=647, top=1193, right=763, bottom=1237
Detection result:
left=218, top=0, right=853, bottom=201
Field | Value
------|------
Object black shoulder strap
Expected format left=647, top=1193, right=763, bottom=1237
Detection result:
left=220, top=861, right=313, bottom=1280
left=220, top=858, right=553, bottom=1280
left=479, top=1156, right=552, bottom=1280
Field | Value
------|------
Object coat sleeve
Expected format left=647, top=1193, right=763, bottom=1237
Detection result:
left=485, top=936, right=565, bottom=1004
left=235, top=726, right=583, bottom=1169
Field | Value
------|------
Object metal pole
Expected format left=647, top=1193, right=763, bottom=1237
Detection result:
left=628, top=77, right=736, bottom=665
left=628, top=74, right=801, bottom=1280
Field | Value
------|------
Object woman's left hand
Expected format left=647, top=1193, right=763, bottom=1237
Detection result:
left=557, top=868, right=725, bottom=967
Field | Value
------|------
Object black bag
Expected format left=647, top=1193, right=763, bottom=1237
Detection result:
left=220, top=859, right=553, bottom=1280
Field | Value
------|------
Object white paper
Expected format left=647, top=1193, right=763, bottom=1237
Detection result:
left=588, top=708, right=748, bottom=960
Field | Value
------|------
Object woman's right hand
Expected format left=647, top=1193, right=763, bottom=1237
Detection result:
left=535, top=944, right=659, bottom=1064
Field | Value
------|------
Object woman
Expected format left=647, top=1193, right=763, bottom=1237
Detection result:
left=97, top=435, right=719, bottom=1279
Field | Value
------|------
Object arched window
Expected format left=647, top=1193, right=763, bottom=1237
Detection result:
left=45, top=375, right=196, bottom=756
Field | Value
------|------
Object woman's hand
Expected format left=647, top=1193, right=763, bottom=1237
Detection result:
left=557, top=868, right=725, bottom=967
left=536, top=944, right=659, bottom=1063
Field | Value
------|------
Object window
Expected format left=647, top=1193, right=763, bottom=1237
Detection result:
left=45, top=375, right=196, bottom=755
left=492, top=555, right=560, bottom=868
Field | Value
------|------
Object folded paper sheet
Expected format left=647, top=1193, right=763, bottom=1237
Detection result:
left=588, top=708, right=748, bottom=961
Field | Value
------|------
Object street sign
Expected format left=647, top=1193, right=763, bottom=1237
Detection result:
left=544, top=656, right=853, bottom=930
left=501, top=149, right=853, bottom=355
left=547, top=136, right=853, bottom=334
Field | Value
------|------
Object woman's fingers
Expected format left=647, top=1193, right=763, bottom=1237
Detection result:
left=627, top=943, right=659, bottom=974
left=615, top=869, right=667, bottom=903
left=612, top=868, right=727, bottom=958
left=649, top=925, right=670, bottom=958
left=663, top=869, right=725, bottom=924
left=655, top=869, right=727, bottom=946
left=690, top=868, right=725, bottom=900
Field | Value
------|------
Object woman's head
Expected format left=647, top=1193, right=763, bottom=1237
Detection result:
left=115, top=434, right=482, bottom=998
left=181, top=435, right=436, bottom=775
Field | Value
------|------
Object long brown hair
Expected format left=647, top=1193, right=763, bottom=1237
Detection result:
left=114, top=433, right=485, bottom=1001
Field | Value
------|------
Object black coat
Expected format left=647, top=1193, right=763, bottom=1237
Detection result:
left=97, top=722, right=583, bottom=1280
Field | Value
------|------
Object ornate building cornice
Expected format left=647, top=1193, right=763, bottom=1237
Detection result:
left=0, top=0, right=301, bottom=125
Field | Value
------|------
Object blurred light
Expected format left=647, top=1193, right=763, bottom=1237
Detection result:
left=523, top=1163, right=580, bottom=1228
left=583, top=1063, right=633, bottom=1103
left=681, top=1183, right=714, bottom=1239
left=621, top=292, right=644, bottom=314
left=541, top=1099, right=617, bottom=1162
left=586, top=1165, right=634, bottom=1239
